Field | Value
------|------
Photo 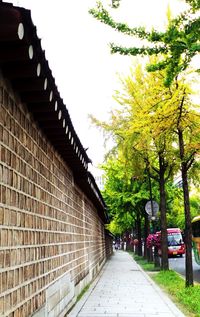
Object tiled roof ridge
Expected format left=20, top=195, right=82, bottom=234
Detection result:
left=0, top=1, right=107, bottom=221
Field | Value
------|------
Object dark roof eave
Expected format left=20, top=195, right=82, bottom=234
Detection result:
left=0, top=1, right=107, bottom=221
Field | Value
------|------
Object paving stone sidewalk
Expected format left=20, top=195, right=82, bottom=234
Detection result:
left=68, top=250, right=185, bottom=317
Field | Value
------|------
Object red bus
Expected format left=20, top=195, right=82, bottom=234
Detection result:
left=157, top=228, right=185, bottom=257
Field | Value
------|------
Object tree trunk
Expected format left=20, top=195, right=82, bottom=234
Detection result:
left=182, top=165, right=193, bottom=287
left=154, top=246, right=161, bottom=268
left=178, top=129, right=193, bottom=287
left=137, top=213, right=143, bottom=256
left=159, top=154, right=169, bottom=270
left=144, top=212, right=150, bottom=259
left=125, top=231, right=131, bottom=251
left=148, top=247, right=153, bottom=262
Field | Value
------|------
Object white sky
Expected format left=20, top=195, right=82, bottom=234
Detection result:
left=8, top=0, right=187, bottom=172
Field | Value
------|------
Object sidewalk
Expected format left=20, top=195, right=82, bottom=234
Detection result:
left=67, top=250, right=185, bottom=317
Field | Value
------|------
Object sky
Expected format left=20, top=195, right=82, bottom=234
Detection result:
left=7, top=0, right=187, bottom=172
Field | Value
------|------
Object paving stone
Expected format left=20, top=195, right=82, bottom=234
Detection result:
left=68, top=251, right=185, bottom=317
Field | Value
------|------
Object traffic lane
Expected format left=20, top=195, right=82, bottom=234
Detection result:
left=169, top=254, right=200, bottom=284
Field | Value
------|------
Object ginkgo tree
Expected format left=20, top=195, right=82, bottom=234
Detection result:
left=89, top=0, right=200, bottom=87
left=101, top=152, right=150, bottom=255
left=113, top=61, right=179, bottom=271
left=90, top=57, right=200, bottom=285
left=153, top=75, right=200, bottom=286
left=90, top=0, right=200, bottom=287
left=114, top=63, right=200, bottom=286
left=91, top=60, right=177, bottom=270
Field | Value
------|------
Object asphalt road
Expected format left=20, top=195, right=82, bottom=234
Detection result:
left=169, top=254, right=200, bottom=284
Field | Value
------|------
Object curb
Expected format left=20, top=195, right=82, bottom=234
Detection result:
left=127, top=253, right=186, bottom=317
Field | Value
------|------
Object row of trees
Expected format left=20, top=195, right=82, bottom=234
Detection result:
left=89, top=0, right=200, bottom=287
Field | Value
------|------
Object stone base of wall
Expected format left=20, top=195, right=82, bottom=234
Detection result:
left=32, top=272, right=74, bottom=317
left=32, top=258, right=106, bottom=317
left=0, top=79, right=108, bottom=317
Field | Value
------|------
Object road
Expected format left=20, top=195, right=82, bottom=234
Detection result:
left=169, top=254, right=200, bottom=283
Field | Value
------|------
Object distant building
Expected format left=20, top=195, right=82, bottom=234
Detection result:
left=89, top=166, right=105, bottom=191
left=174, top=174, right=183, bottom=188
left=95, top=174, right=105, bottom=191
left=174, top=173, right=197, bottom=196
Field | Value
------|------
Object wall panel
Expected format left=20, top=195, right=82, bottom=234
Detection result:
left=0, top=82, right=108, bottom=317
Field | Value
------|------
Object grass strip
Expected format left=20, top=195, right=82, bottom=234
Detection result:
left=131, top=252, right=200, bottom=317
left=131, top=253, right=160, bottom=271
left=76, top=284, right=90, bottom=302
